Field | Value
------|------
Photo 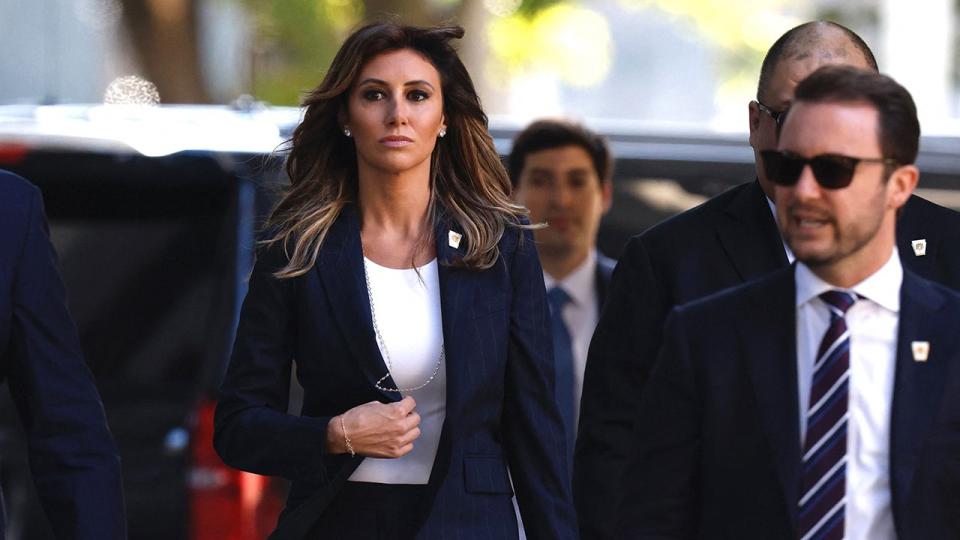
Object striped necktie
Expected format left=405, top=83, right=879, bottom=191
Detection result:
left=546, top=286, right=576, bottom=452
left=799, top=290, right=857, bottom=540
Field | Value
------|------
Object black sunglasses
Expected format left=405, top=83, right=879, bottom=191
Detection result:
left=756, top=100, right=787, bottom=126
left=760, top=150, right=899, bottom=189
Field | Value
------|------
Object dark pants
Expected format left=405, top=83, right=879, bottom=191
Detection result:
left=307, top=482, right=430, bottom=539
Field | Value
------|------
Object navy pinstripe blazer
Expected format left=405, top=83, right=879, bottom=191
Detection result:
left=214, top=204, right=578, bottom=539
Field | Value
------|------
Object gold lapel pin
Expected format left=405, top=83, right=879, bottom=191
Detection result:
left=911, top=239, right=927, bottom=257
left=911, top=341, right=930, bottom=362
left=448, top=230, right=462, bottom=249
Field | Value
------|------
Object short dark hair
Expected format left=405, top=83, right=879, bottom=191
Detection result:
left=507, top=119, right=613, bottom=187
left=758, top=21, right=878, bottom=102
left=791, top=65, right=920, bottom=165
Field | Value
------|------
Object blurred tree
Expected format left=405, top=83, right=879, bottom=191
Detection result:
left=236, top=0, right=571, bottom=106
left=363, top=0, right=432, bottom=23
left=239, top=0, right=364, bottom=105
left=239, top=0, right=467, bottom=105
left=487, top=2, right=613, bottom=88
left=115, top=0, right=561, bottom=106
left=119, top=0, right=211, bottom=103
left=116, top=0, right=434, bottom=105
left=616, top=0, right=800, bottom=111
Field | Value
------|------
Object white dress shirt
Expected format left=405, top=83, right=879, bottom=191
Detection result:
left=543, top=250, right=599, bottom=430
left=349, top=258, right=446, bottom=485
left=795, top=250, right=901, bottom=540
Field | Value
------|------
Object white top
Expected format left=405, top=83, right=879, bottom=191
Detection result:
left=766, top=195, right=796, bottom=263
left=795, top=250, right=901, bottom=540
left=349, top=257, right=446, bottom=485
left=542, top=250, right=599, bottom=431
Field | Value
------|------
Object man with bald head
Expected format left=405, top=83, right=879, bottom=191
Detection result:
left=750, top=21, right=878, bottom=202
left=574, top=21, right=960, bottom=539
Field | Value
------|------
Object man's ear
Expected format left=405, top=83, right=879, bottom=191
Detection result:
left=888, top=164, right=919, bottom=210
left=601, top=179, right=613, bottom=215
left=748, top=100, right=762, bottom=150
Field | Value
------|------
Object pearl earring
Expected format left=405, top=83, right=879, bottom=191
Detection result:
left=439, top=128, right=447, bottom=138
left=343, top=127, right=352, bottom=137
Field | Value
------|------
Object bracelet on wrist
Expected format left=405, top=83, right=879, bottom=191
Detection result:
left=339, top=415, right=356, bottom=457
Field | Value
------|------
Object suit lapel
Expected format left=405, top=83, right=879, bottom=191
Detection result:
left=423, top=214, right=476, bottom=497
left=740, top=267, right=801, bottom=534
left=432, top=214, right=472, bottom=413
left=889, top=271, right=952, bottom=530
left=716, top=181, right=790, bottom=282
left=896, top=196, right=941, bottom=278
left=315, top=205, right=399, bottom=402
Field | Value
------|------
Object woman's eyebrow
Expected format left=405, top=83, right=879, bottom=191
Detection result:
left=356, top=78, right=436, bottom=91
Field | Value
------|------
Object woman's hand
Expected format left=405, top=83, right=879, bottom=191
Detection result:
left=327, top=396, right=421, bottom=458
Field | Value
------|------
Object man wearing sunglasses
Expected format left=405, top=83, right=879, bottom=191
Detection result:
left=575, top=20, right=960, bottom=540
left=616, top=63, right=960, bottom=540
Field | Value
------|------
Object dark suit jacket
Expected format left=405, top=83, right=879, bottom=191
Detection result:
left=0, top=170, right=126, bottom=539
left=617, top=266, right=960, bottom=539
left=214, top=205, right=578, bottom=539
left=575, top=180, right=960, bottom=539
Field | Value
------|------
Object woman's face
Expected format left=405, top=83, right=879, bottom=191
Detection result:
left=345, top=48, right=446, bottom=178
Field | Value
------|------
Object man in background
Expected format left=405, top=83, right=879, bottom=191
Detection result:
left=0, top=169, right=126, bottom=539
left=508, top=119, right=616, bottom=450
left=576, top=20, right=960, bottom=539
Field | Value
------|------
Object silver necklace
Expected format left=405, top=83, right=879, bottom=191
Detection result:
left=362, top=255, right=444, bottom=393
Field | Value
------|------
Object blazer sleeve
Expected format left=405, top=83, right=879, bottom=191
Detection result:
left=213, top=240, right=331, bottom=481
left=6, top=186, right=127, bottom=540
left=616, top=308, right=701, bottom=540
left=575, top=235, right=668, bottom=539
left=501, top=227, right=579, bottom=539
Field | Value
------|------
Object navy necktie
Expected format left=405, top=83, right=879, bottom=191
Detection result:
left=799, top=290, right=856, bottom=540
left=546, top=286, right=576, bottom=452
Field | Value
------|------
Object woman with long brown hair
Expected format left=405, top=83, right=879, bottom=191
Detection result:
left=214, top=23, right=577, bottom=539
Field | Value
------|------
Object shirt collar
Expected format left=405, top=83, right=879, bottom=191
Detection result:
left=795, top=249, right=902, bottom=313
left=543, top=250, right=597, bottom=308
